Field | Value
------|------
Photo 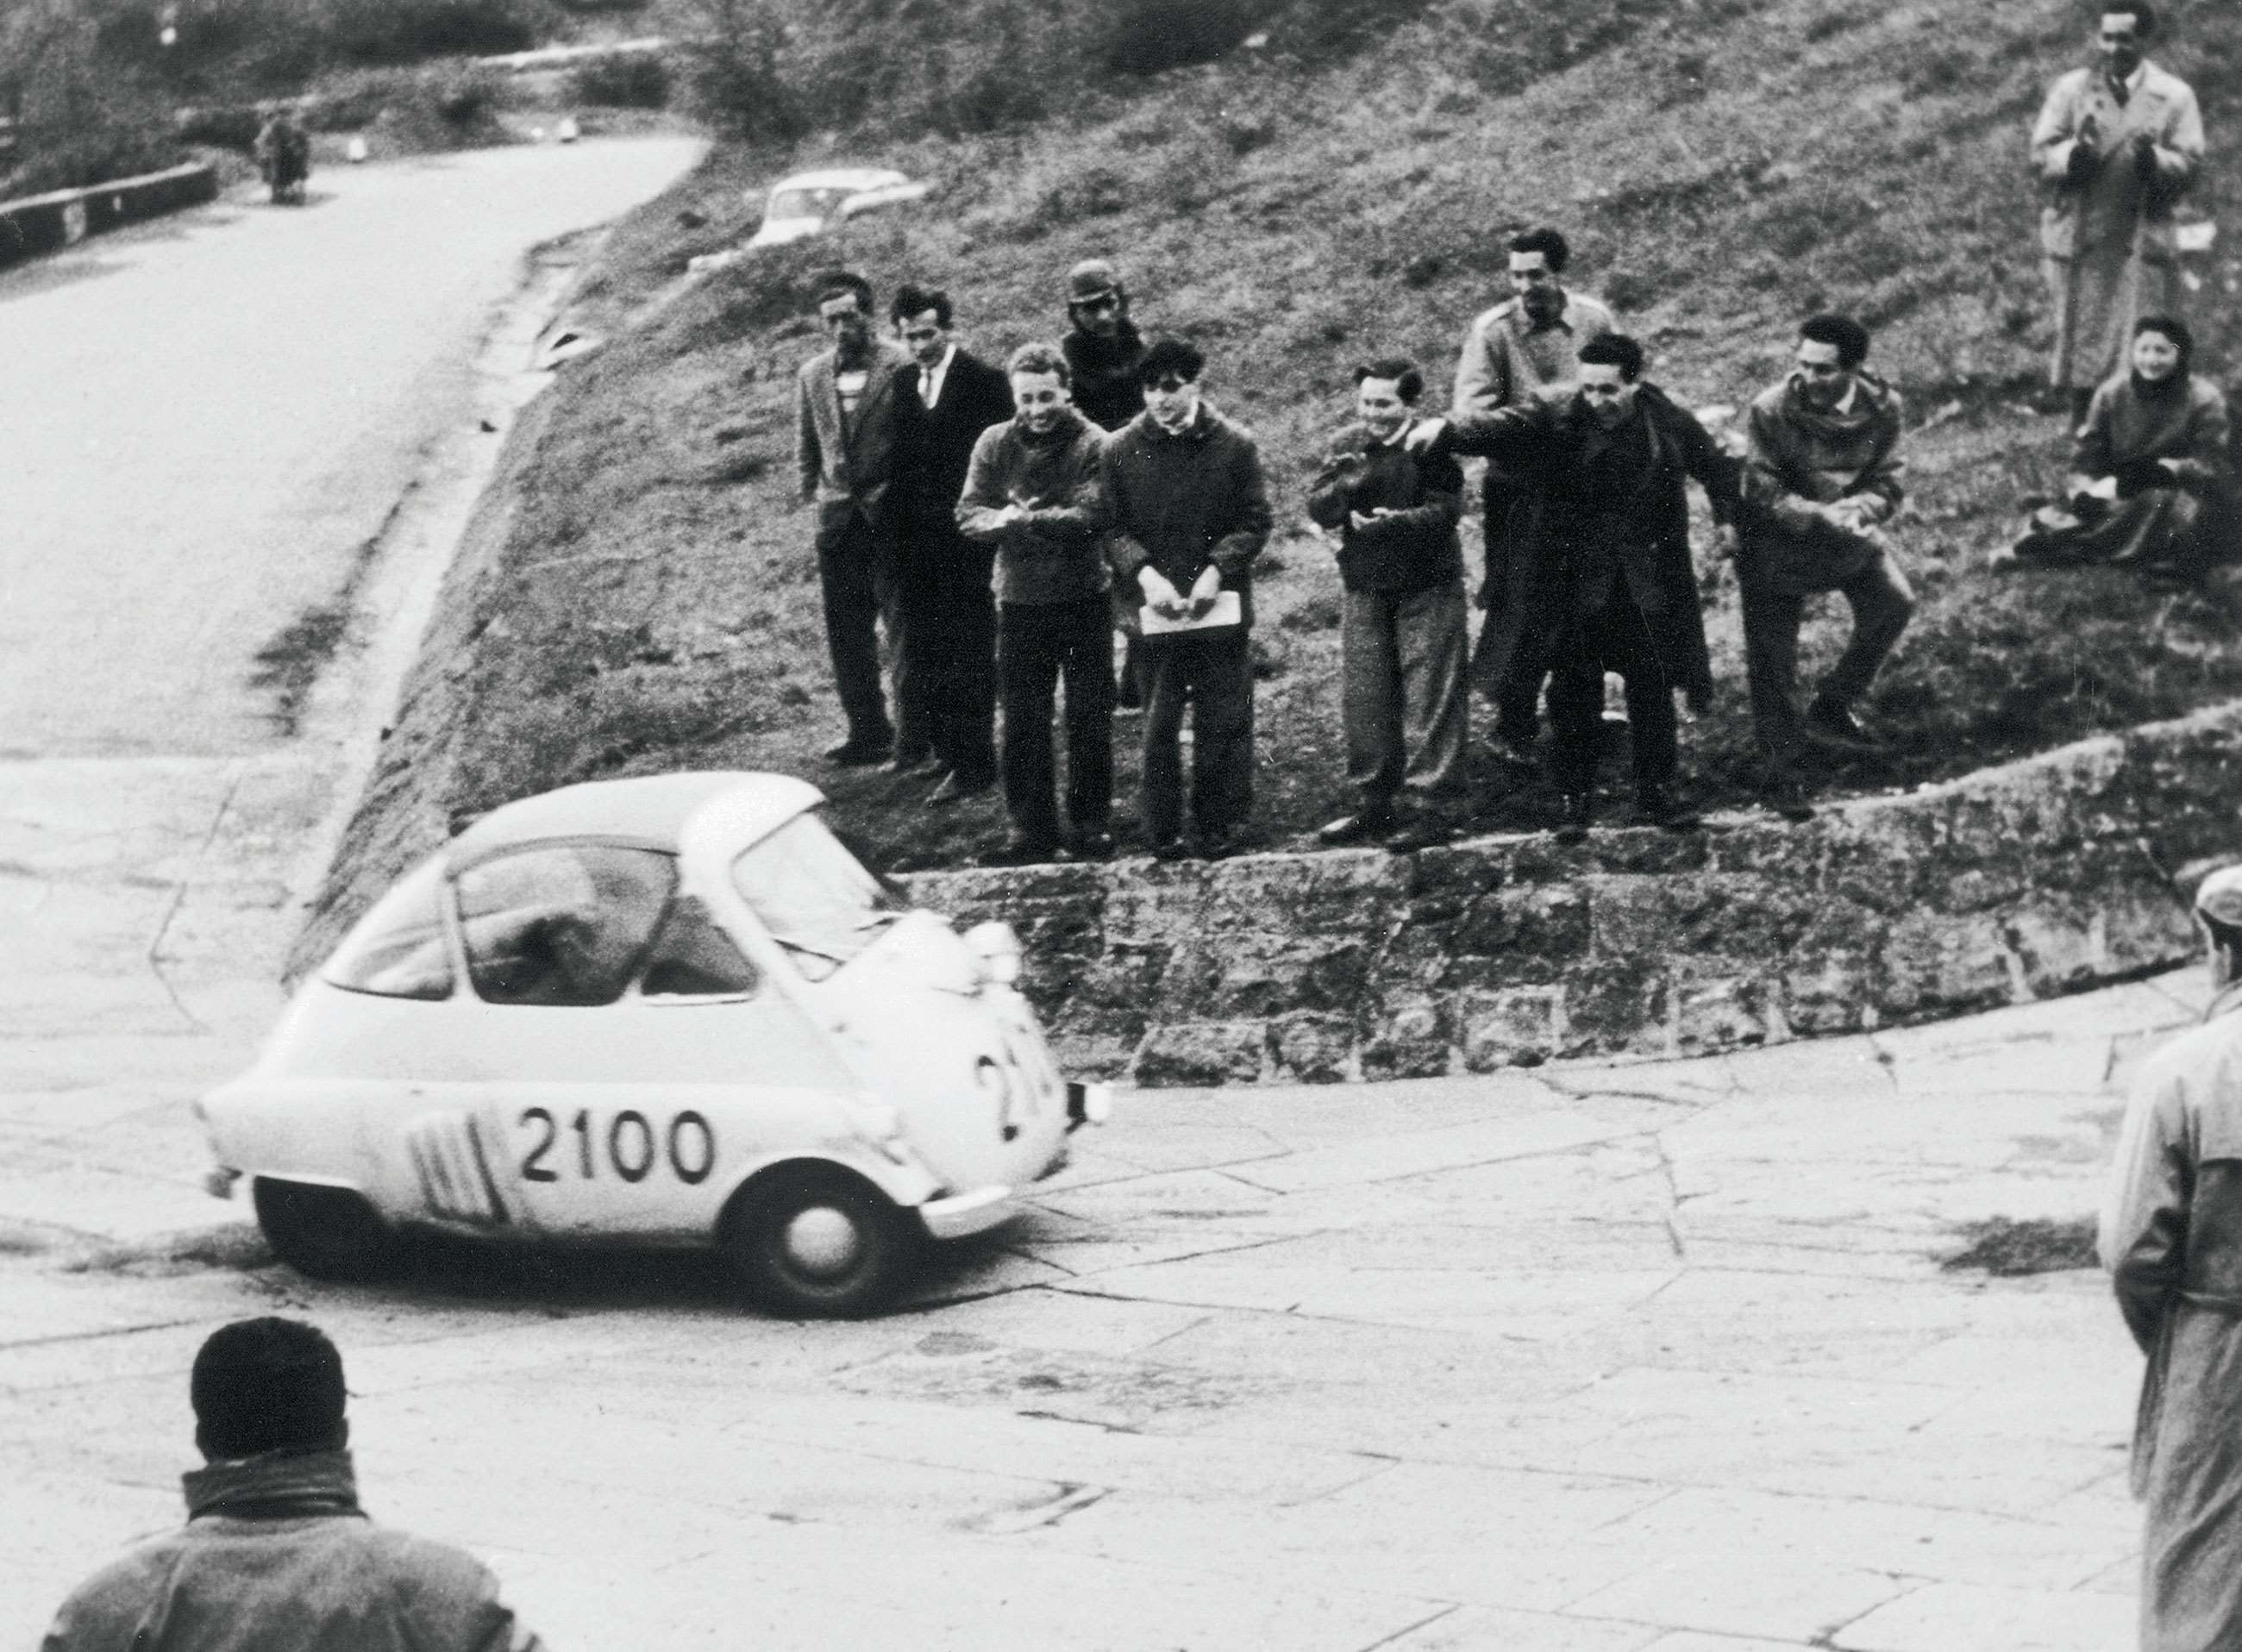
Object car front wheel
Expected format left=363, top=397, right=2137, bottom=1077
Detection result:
left=719, top=1165, right=922, bottom=1318
left=252, top=1178, right=402, bottom=1282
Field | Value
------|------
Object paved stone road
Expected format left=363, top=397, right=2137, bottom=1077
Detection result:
left=1, top=971, right=2189, bottom=1650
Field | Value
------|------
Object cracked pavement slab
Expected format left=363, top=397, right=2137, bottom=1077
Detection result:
left=0, top=973, right=2187, bottom=1649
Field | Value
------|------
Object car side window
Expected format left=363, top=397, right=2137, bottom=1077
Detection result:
left=637, top=895, right=760, bottom=998
left=455, top=845, right=674, bottom=1008
left=323, top=855, right=455, bottom=1001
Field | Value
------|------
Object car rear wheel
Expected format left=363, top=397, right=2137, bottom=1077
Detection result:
left=252, top=1178, right=402, bottom=1282
left=719, top=1164, right=922, bottom=1318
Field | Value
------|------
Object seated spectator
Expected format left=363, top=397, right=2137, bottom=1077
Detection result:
left=2005, top=315, right=2233, bottom=579
left=1306, top=357, right=1470, bottom=853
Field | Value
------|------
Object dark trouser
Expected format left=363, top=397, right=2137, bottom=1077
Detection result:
left=1141, top=628, right=1255, bottom=844
left=816, top=511, right=905, bottom=748
left=1342, top=582, right=1469, bottom=817
left=911, top=533, right=997, bottom=782
left=1547, top=596, right=1675, bottom=797
left=998, top=597, right=1114, bottom=848
left=1738, top=544, right=1914, bottom=767
left=1477, top=468, right=1547, bottom=747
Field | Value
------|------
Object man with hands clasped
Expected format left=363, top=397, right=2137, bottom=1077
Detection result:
left=1307, top=358, right=1471, bottom=853
left=1099, top=338, right=1273, bottom=860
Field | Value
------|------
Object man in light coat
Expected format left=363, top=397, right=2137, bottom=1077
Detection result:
left=2030, top=3, right=2204, bottom=423
left=41, top=1317, right=544, bottom=1652
left=797, top=270, right=914, bottom=766
left=2102, top=866, right=2242, bottom=1652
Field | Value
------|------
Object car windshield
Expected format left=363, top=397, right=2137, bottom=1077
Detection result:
left=766, top=186, right=851, bottom=222
left=729, top=814, right=906, bottom=981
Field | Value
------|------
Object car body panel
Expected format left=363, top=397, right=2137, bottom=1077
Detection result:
left=200, top=773, right=1079, bottom=1267
left=745, top=167, right=927, bottom=249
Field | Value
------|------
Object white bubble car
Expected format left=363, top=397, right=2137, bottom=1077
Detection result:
left=198, top=773, right=1106, bottom=1317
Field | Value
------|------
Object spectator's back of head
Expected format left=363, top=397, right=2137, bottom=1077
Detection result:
left=1137, top=336, right=1206, bottom=387
left=191, top=1317, right=348, bottom=1461
left=1799, top=313, right=1870, bottom=369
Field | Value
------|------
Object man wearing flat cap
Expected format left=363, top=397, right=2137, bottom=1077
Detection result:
left=2102, top=865, right=2242, bottom=1651
left=41, top=1317, right=545, bottom=1652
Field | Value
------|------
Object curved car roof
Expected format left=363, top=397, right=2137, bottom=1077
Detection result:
left=767, top=167, right=911, bottom=195
left=448, top=772, right=825, bottom=864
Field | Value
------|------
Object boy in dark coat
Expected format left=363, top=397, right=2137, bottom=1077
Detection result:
left=1414, top=333, right=1738, bottom=838
left=1306, top=357, right=1471, bottom=851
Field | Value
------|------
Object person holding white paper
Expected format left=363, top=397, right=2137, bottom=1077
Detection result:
left=1099, top=338, right=1273, bottom=860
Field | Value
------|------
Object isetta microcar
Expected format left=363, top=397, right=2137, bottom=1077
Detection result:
left=198, top=773, right=1106, bottom=1317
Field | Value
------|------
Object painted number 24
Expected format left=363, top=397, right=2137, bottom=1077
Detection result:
left=517, top=1107, right=716, bottom=1186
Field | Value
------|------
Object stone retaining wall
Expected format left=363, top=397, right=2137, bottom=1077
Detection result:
left=901, top=702, right=2242, bottom=1085
left=0, top=162, right=218, bottom=271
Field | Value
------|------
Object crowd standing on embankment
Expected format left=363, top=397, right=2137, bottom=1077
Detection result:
left=786, top=0, right=2227, bottom=868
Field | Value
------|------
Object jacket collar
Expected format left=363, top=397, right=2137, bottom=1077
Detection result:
left=185, top=1448, right=362, bottom=1522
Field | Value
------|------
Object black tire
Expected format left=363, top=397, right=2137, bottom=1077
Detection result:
left=252, top=1178, right=402, bottom=1282
left=718, top=1164, right=922, bottom=1318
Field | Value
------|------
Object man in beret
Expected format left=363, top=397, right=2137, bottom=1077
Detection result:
left=41, top=1317, right=544, bottom=1652
left=1062, top=259, right=1153, bottom=712
left=2103, top=865, right=2242, bottom=1651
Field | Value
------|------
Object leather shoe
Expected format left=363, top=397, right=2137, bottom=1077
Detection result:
left=1802, top=698, right=1882, bottom=754
left=824, top=736, right=892, bottom=767
left=885, top=747, right=941, bottom=775
left=1629, top=784, right=1700, bottom=830
left=1317, top=809, right=1396, bottom=848
left=1489, top=731, right=1539, bottom=771
left=1150, top=836, right=1190, bottom=862
left=1194, top=829, right=1239, bottom=861
left=1381, top=815, right=1455, bottom=853
left=977, top=834, right=1058, bottom=868
left=926, top=771, right=994, bottom=807
left=1759, top=771, right=1815, bottom=823
left=1554, top=792, right=1594, bottom=844
left=1072, top=829, right=1115, bottom=861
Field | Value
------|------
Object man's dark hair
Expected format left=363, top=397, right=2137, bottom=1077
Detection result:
left=1355, top=357, right=1425, bottom=404
left=1137, top=336, right=1206, bottom=386
left=191, top=1317, right=348, bottom=1460
left=1577, top=333, right=1646, bottom=382
left=1799, top=312, right=1871, bottom=369
left=1507, top=225, right=1571, bottom=274
left=813, top=270, right=874, bottom=314
left=1007, top=341, right=1072, bottom=385
left=2103, top=3, right=2157, bottom=37
left=890, top=284, right=952, bottom=327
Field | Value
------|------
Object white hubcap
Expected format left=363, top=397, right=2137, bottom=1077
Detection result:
left=782, top=1206, right=864, bottom=1277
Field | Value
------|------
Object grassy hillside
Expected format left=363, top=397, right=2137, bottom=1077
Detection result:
left=428, top=0, right=2242, bottom=868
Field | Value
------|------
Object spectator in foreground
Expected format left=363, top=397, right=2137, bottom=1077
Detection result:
left=889, top=283, right=1018, bottom=802
left=1061, top=259, right=1153, bottom=714
left=1101, top=337, right=1273, bottom=860
left=1306, top=357, right=1470, bottom=853
left=957, top=343, right=1114, bottom=866
left=1733, top=313, right=1911, bottom=822
left=1450, top=224, right=1618, bottom=771
left=41, top=1317, right=544, bottom=1652
left=2101, top=864, right=2242, bottom=1652
left=2004, top=315, right=2233, bottom=579
left=796, top=270, right=913, bottom=767
left=2030, top=3, right=2204, bottom=425
left=1412, top=333, right=1734, bottom=840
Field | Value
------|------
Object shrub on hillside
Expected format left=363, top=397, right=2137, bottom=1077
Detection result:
left=320, top=0, right=556, bottom=64
left=0, top=2, right=181, bottom=197
left=568, top=51, right=671, bottom=108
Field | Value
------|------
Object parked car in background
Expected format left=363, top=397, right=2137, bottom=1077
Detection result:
left=197, top=772, right=1106, bottom=1317
left=745, top=166, right=929, bottom=250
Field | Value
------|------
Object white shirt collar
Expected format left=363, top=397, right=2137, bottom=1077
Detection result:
left=920, top=345, right=957, bottom=407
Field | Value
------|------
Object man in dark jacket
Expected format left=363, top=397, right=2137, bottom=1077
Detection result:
left=889, top=283, right=1018, bottom=801
left=1061, top=259, right=1152, bottom=712
left=1306, top=357, right=1470, bottom=851
left=796, top=270, right=913, bottom=766
left=1734, top=312, right=1912, bottom=819
left=1100, top=337, right=1273, bottom=859
left=1414, top=333, right=1738, bottom=838
left=41, top=1317, right=544, bottom=1652
left=958, top=342, right=1114, bottom=865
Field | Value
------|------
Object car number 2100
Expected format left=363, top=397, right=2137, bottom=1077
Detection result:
left=517, top=1107, right=716, bottom=1186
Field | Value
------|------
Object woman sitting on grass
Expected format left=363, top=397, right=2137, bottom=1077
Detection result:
left=2005, top=316, right=2233, bottom=579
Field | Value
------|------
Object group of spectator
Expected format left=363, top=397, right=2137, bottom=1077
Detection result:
left=793, top=1, right=2219, bottom=866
